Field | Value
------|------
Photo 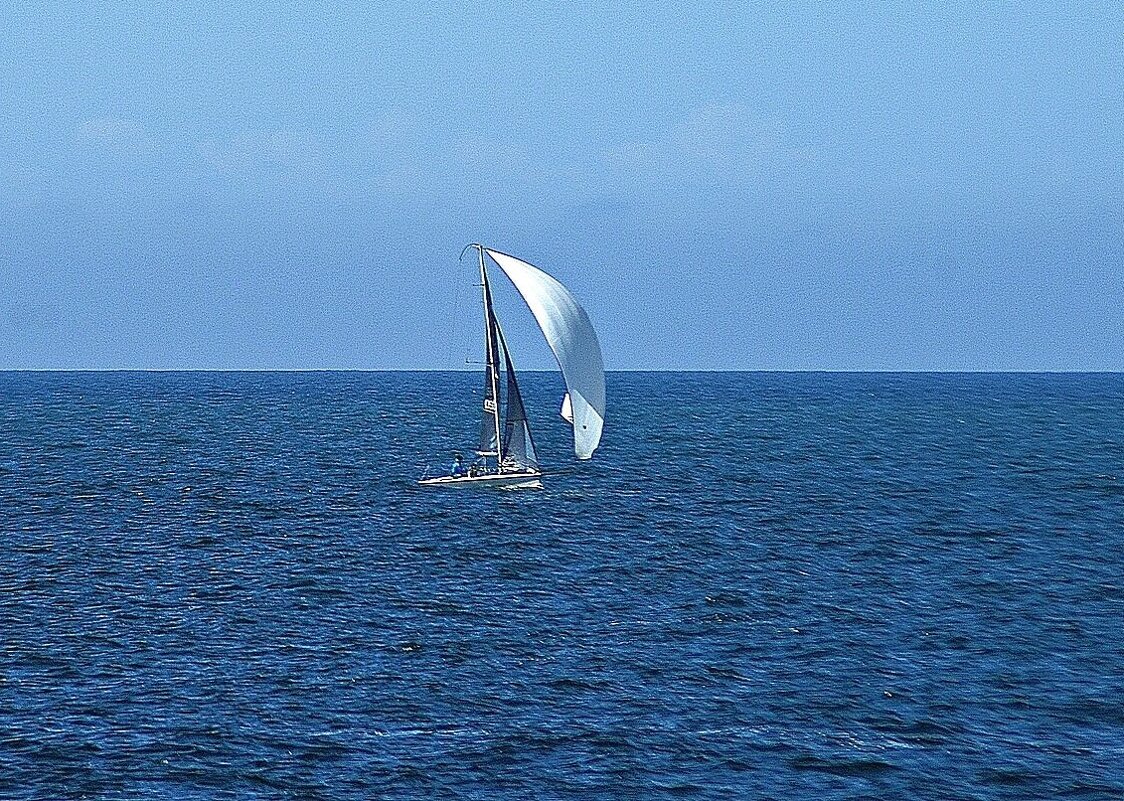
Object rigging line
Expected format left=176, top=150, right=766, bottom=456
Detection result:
left=443, top=254, right=466, bottom=370
left=457, top=243, right=482, bottom=370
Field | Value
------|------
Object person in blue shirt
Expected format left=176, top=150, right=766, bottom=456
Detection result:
left=451, top=452, right=465, bottom=477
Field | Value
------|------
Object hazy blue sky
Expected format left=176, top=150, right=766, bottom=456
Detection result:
left=1, top=3, right=1121, bottom=369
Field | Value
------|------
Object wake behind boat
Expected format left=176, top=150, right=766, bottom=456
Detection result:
left=418, top=245, right=605, bottom=488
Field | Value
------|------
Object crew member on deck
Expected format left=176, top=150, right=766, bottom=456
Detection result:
left=451, top=452, right=465, bottom=477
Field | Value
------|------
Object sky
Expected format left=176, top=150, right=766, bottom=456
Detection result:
left=1, top=2, right=1121, bottom=370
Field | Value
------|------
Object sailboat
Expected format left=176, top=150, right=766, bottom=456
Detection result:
left=419, top=245, right=605, bottom=488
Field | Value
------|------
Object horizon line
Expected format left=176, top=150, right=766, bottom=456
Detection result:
left=1, top=368, right=1121, bottom=375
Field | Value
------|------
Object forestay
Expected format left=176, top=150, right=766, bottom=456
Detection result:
left=485, top=249, right=605, bottom=459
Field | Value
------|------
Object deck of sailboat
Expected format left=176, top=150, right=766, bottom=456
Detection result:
left=417, top=470, right=543, bottom=489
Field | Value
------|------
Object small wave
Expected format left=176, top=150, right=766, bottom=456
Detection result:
left=790, top=755, right=900, bottom=776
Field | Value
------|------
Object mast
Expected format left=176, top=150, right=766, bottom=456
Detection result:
left=478, top=245, right=504, bottom=466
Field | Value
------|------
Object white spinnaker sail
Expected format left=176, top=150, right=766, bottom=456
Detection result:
left=485, top=249, right=605, bottom=459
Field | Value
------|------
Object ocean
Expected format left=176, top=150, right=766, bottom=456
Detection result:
left=2, top=371, right=1122, bottom=799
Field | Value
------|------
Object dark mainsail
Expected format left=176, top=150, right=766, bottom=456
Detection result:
left=498, top=336, right=538, bottom=470
left=476, top=367, right=498, bottom=455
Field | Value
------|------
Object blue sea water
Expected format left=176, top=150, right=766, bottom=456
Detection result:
left=2, top=371, right=1123, bottom=799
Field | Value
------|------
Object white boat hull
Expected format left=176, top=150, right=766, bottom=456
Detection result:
left=417, top=470, right=542, bottom=489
